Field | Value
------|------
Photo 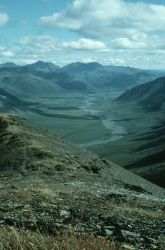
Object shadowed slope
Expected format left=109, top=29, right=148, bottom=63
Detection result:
left=115, top=77, right=165, bottom=187
left=118, top=77, right=165, bottom=111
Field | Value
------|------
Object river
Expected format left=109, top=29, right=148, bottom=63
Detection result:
left=79, top=90, right=127, bottom=147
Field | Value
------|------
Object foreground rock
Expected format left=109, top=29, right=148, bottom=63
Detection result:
left=0, top=114, right=164, bottom=249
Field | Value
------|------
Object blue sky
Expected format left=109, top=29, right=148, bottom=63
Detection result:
left=0, top=0, right=165, bottom=69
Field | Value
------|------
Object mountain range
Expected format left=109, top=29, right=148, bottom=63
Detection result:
left=61, top=62, right=161, bottom=89
left=0, top=61, right=165, bottom=189
left=0, top=60, right=161, bottom=121
left=0, top=61, right=165, bottom=249
left=0, top=61, right=162, bottom=94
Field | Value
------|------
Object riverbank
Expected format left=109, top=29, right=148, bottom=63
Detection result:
left=94, top=99, right=165, bottom=187
left=79, top=91, right=127, bottom=148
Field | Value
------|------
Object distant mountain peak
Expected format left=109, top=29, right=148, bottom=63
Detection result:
left=62, top=61, right=104, bottom=72
left=30, top=60, right=55, bottom=66
left=0, top=62, right=18, bottom=68
left=25, top=60, right=60, bottom=72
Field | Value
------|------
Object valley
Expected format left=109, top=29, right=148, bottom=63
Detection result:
left=0, top=61, right=165, bottom=189
left=0, top=61, right=165, bottom=249
left=12, top=91, right=126, bottom=147
left=1, top=1, right=165, bottom=249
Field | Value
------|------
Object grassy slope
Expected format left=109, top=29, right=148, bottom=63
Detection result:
left=0, top=114, right=164, bottom=250
left=0, top=226, right=118, bottom=250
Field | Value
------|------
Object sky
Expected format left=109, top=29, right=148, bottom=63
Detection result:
left=0, top=0, right=165, bottom=69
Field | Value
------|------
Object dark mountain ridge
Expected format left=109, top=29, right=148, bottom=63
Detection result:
left=24, top=60, right=60, bottom=73
left=61, top=62, right=160, bottom=89
left=0, top=61, right=161, bottom=91
left=118, top=76, right=165, bottom=111
left=113, top=77, right=165, bottom=187
left=0, top=67, right=87, bottom=100
left=0, top=68, right=63, bottom=99
left=0, top=62, right=18, bottom=68
left=62, top=62, right=104, bottom=72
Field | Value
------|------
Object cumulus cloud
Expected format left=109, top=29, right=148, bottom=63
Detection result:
left=9, top=36, right=110, bottom=66
left=19, top=36, right=109, bottom=56
left=40, top=0, right=165, bottom=39
left=0, top=12, right=9, bottom=27
left=0, top=33, right=164, bottom=69
left=62, top=38, right=109, bottom=51
left=112, top=37, right=147, bottom=49
left=1, top=50, right=14, bottom=57
left=0, top=47, right=14, bottom=57
left=20, top=36, right=60, bottom=53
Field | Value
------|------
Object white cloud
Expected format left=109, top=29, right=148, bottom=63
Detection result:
left=0, top=33, right=164, bottom=70
left=18, top=36, right=109, bottom=56
left=20, top=58, right=39, bottom=65
left=0, top=49, right=14, bottom=57
left=41, top=13, right=82, bottom=30
left=20, top=36, right=60, bottom=52
left=62, top=38, right=109, bottom=51
left=0, top=12, right=9, bottom=27
left=40, top=0, right=165, bottom=39
left=82, top=58, right=97, bottom=63
left=112, top=37, right=147, bottom=49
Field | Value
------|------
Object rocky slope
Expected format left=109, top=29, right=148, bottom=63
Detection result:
left=0, top=114, right=164, bottom=249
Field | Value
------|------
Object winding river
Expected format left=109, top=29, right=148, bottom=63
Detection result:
left=79, top=90, right=127, bottom=147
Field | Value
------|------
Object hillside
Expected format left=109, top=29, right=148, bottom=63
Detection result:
left=0, top=87, right=34, bottom=113
left=97, top=77, right=165, bottom=188
left=0, top=68, right=62, bottom=100
left=0, top=67, right=89, bottom=103
left=62, top=62, right=159, bottom=89
left=0, top=114, right=164, bottom=249
left=0, top=61, right=160, bottom=92
left=0, top=62, right=18, bottom=68
left=118, top=76, right=165, bottom=111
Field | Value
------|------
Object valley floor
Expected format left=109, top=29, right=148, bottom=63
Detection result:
left=2, top=89, right=165, bottom=187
